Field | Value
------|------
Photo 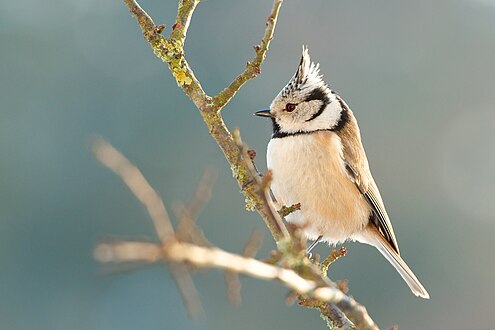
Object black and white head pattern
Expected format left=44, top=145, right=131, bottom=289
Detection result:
left=269, top=47, right=348, bottom=138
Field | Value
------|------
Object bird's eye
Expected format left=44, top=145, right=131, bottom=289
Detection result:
left=285, top=103, right=297, bottom=112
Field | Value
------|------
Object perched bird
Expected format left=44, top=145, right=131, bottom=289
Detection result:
left=255, top=47, right=429, bottom=299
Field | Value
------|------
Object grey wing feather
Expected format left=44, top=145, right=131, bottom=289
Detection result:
left=362, top=182, right=400, bottom=254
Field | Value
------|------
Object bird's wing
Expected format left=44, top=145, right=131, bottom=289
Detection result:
left=360, top=180, right=400, bottom=254
left=336, top=101, right=400, bottom=254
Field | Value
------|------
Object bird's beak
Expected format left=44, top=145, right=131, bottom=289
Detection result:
left=254, top=109, right=273, bottom=118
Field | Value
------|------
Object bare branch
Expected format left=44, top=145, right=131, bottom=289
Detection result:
left=299, top=297, right=355, bottom=330
left=173, top=202, right=212, bottom=247
left=213, top=0, right=284, bottom=110
left=169, top=0, right=200, bottom=47
left=184, top=167, right=217, bottom=221
left=96, top=239, right=347, bottom=303
left=321, top=247, right=348, bottom=276
left=93, top=139, right=175, bottom=244
left=336, top=297, right=379, bottom=330
left=242, top=230, right=264, bottom=259
left=123, top=0, right=156, bottom=39
left=233, top=128, right=290, bottom=241
left=175, top=167, right=217, bottom=245
left=95, top=240, right=163, bottom=264
left=224, top=269, right=242, bottom=305
left=278, top=203, right=302, bottom=218
left=169, top=263, right=205, bottom=319
left=224, top=230, right=263, bottom=305
left=124, top=0, right=210, bottom=110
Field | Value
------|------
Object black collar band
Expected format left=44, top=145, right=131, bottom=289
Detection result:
left=271, top=128, right=331, bottom=139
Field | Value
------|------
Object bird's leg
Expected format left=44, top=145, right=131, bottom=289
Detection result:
left=306, top=235, right=323, bottom=254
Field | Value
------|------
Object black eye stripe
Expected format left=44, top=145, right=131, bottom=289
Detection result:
left=304, top=87, right=329, bottom=103
left=305, top=87, right=331, bottom=122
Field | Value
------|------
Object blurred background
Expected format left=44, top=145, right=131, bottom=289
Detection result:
left=1, top=0, right=494, bottom=329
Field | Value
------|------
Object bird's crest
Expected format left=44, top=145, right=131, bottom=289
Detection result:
left=281, top=46, right=326, bottom=98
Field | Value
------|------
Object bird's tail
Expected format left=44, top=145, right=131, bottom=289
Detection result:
left=358, top=227, right=430, bottom=299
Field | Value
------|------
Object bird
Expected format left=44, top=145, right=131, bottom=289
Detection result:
left=255, top=47, right=429, bottom=299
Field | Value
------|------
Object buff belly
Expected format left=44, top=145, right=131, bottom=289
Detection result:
left=267, top=131, right=370, bottom=243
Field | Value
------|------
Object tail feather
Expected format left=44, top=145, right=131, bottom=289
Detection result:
left=359, top=227, right=430, bottom=299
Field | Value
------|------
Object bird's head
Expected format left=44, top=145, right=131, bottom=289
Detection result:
left=256, top=47, right=344, bottom=137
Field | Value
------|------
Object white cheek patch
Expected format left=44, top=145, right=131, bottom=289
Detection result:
left=301, top=100, right=323, bottom=120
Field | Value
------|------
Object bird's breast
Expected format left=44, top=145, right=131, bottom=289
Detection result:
left=266, top=131, right=370, bottom=243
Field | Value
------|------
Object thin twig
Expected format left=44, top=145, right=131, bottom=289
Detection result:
left=169, top=263, right=205, bottom=319
left=95, top=240, right=163, bottom=264
left=175, top=167, right=217, bottom=245
left=173, top=202, right=212, bottom=247
left=224, top=230, right=264, bottom=305
left=299, top=298, right=355, bottom=330
left=169, top=0, right=200, bottom=47
left=233, top=128, right=290, bottom=241
left=213, top=0, right=284, bottom=110
left=321, top=247, right=348, bottom=276
left=124, top=0, right=210, bottom=109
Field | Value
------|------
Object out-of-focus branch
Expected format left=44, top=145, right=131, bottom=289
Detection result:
left=225, top=230, right=263, bottom=305
left=93, top=139, right=175, bottom=244
left=174, top=167, right=217, bottom=245
left=96, top=240, right=348, bottom=302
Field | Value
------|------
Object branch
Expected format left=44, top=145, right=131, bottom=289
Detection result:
left=92, top=138, right=175, bottom=244
left=213, top=0, right=284, bottom=110
left=233, top=128, right=290, bottom=241
left=169, top=0, right=199, bottom=47
left=95, top=239, right=350, bottom=303
left=124, top=0, right=209, bottom=110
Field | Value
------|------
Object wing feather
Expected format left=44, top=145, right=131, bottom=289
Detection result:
left=362, top=182, right=399, bottom=253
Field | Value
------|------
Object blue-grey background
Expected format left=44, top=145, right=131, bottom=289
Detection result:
left=1, top=0, right=494, bottom=329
